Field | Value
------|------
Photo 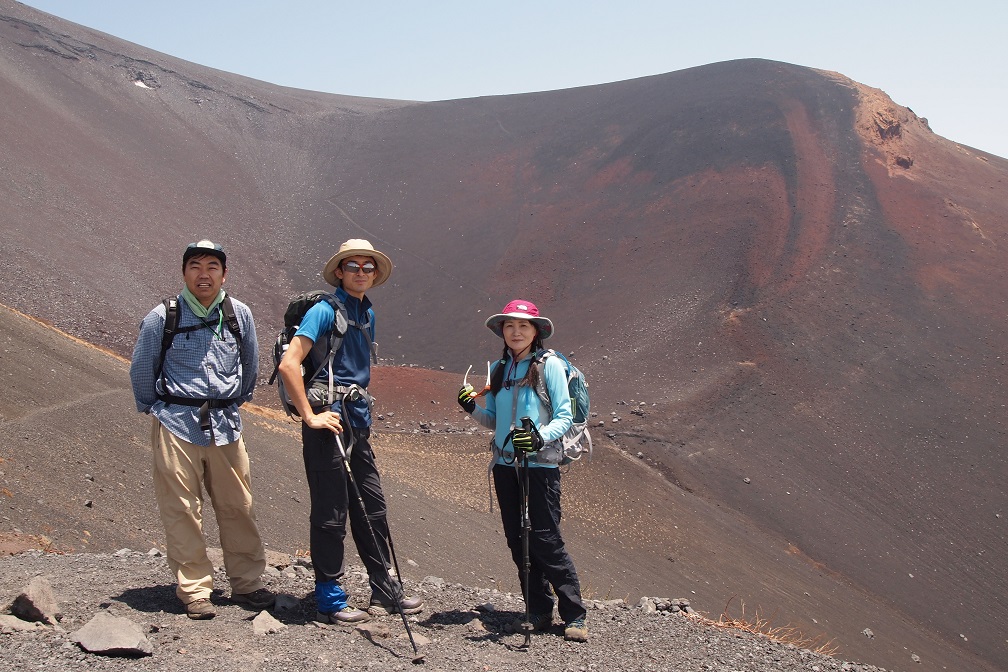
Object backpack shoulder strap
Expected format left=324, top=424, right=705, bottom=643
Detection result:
left=325, top=296, right=369, bottom=333
left=220, top=294, right=243, bottom=348
left=323, top=295, right=377, bottom=363
left=363, top=307, right=375, bottom=336
left=532, top=348, right=557, bottom=413
left=156, top=297, right=180, bottom=380
left=321, top=294, right=349, bottom=341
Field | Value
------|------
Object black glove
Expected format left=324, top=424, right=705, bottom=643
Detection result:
left=512, top=425, right=543, bottom=453
left=457, top=384, right=476, bottom=414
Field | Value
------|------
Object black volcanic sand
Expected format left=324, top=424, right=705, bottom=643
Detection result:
left=0, top=304, right=993, bottom=672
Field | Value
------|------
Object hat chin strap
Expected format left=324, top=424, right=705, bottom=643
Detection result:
left=509, top=342, right=533, bottom=361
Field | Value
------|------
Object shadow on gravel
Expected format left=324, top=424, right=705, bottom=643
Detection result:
left=112, top=584, right=191, bottom=614
left=422, top=607, right=539, bottom=646
left=356, top=628, right=412, bottom=659
left=268, top=593, right=314, bottom=626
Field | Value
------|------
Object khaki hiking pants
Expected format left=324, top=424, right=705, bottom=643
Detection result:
left=150, top=419, right=266, bottom=604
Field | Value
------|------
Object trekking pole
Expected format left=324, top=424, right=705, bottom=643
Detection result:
left=519, top=417, right=535, bottom=649
left=333, top=430, right=425, bottom=664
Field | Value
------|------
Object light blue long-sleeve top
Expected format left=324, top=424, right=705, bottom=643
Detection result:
left=470, top=351, right=573, bottom=468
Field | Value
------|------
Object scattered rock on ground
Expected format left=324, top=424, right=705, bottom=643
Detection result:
left=69, top=611, right=153, bottom=657
left=0, top=549, right=890, bottom=672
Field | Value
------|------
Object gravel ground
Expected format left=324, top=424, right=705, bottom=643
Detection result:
left=0, top=549, right=889, bottom=672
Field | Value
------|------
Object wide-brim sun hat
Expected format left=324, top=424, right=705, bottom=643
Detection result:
left=485, top=299, right=554, bottom=339
left=322, top=238, right=393, bottom=287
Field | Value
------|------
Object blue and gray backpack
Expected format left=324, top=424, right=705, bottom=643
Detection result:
left=531, top=348, right=592, bottom=465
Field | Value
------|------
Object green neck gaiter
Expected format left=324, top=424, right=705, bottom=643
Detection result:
left=181, top=288, right=226, bottom=340
left=181, top=287, right=225, bottom=317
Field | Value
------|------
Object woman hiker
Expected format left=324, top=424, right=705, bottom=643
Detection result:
left=457, top=299, right=588, bottom=642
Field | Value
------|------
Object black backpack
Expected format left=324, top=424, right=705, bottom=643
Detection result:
left=156, top=294, right=243, bottom=381
left=267, top=290, right=374, bottom=418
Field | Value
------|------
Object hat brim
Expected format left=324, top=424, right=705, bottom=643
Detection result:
left=322, top=248, right=393, bottom=287
left=485, top=313, right=554, bottom=339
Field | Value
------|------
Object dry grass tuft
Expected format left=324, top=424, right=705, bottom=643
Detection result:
left=693, top=595, right=839, bottom=656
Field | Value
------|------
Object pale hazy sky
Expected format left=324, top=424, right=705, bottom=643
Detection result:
left=21, top=1, right=1008, bottom=159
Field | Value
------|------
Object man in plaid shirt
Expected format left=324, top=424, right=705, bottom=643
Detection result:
left=130, top=239, right=273, bottom=620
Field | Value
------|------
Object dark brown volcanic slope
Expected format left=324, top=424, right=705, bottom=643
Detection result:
left=312, top=70, right=1008, bottom=670
left=0, top=303, right=992, bottom=672
left=1, top=2, right=1006, bottom=671
left=0, top=0, right=414, bottom=348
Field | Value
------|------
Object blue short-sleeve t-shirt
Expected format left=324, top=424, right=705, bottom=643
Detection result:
left=294, top=288, right=375, bottom=427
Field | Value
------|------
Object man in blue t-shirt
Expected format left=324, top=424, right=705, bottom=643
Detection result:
left=277, top=238, right=423, bottom=624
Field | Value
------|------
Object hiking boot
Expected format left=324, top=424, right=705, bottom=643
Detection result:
left=316, top=606, right=371, bottom=625
left=369, top=595, right=425, bottom=615
left=232, top=587, right=275, bottom=611
left=564, top=617, right=588, bottom=642
left=186, top=598, right=217, bottom=620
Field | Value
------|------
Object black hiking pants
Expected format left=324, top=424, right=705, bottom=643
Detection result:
left=493, top=463, right=587, bottom=625
left=302, top=425, right=401, bottom=604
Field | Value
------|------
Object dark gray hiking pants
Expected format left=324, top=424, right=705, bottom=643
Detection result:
left=493, top=463, right=587, bottom=625
left=302, top=425, right=400, bottom=603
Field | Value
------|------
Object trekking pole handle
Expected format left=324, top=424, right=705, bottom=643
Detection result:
left=520, top=416, right=542, bottom=442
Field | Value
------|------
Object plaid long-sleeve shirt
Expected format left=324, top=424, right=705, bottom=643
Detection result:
left=129, top=294, right=258, bottom=446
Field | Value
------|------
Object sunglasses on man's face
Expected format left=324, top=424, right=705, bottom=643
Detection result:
left=342, top=261, right=377, bottom=275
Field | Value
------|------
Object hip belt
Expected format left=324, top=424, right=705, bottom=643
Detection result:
left=158, top=394, right=240, bottom=431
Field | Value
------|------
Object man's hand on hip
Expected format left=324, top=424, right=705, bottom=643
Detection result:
left=304, top=409, right=343, bottom=434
